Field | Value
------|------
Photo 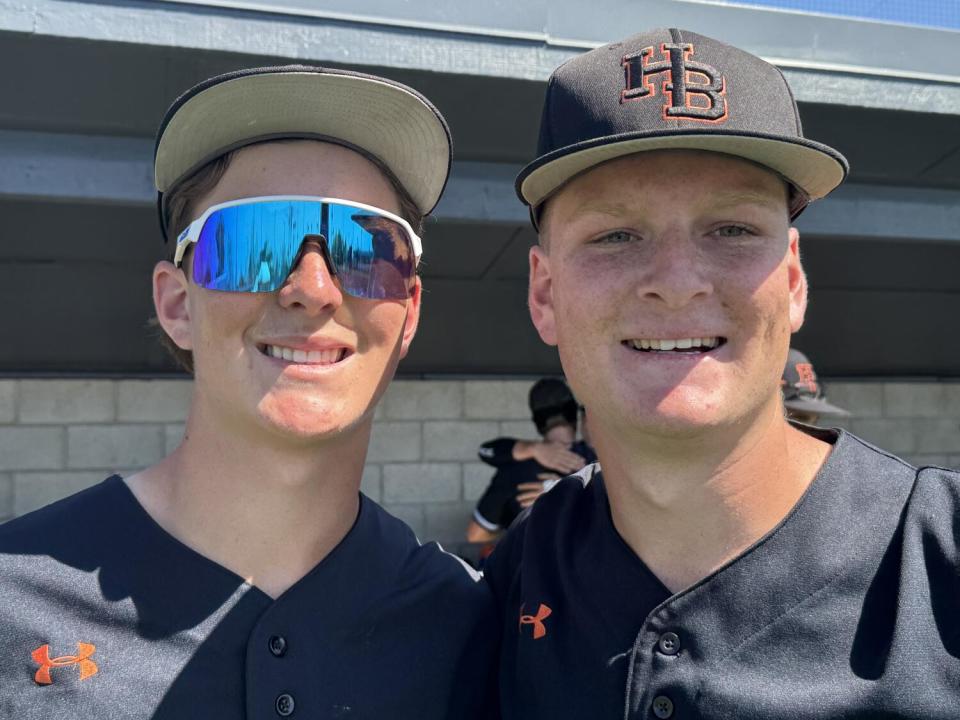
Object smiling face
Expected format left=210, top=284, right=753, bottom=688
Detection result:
left=153, top=140, right=421, bottom=443
left=529, top=150, right=807, bottom=440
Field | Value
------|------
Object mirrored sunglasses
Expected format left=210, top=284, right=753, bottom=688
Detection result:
left=174, top=196, right=422, bottom=300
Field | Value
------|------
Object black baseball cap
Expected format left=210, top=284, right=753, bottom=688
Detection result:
left=782, top=349, right=850, bottom=418
left=517, top=28, right=848, bottom=222
left=154, top=65, right=452, bottom=240
left=529, top=378, right=579, bottom=434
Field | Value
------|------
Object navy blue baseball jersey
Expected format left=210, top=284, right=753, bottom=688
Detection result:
left=0, top=475, right=498, bottom=719
left=484, top=427, right=960, bottom=718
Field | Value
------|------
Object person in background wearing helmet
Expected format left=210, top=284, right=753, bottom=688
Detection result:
left=465, top=379, right=595, bottom=557
left=0, top=66, right=496, bottom=719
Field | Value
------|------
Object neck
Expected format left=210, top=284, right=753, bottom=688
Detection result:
left=594, top=396, right=831, bottom=593
left=126, top=395, right=369, bottom=599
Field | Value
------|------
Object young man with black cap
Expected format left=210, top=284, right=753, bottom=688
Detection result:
left=0, top=66, right=496, bottom=718
left=484, top=29, right=960, bottom=718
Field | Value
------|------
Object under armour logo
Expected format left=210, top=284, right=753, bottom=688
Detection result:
left=621, top=42, right=728, bottom=122
left=795, top=363, right=818, bottom=393
left=32, top=643, right=99, bottom=685
left=519, top=603, right=553, bottom=640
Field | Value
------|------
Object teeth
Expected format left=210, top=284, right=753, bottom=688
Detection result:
left=264, top=345, right=344, bottom=364
left=628, top=337, right=721, bottom=352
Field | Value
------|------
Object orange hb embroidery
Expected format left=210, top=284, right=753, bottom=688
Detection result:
left=32, top=643, right=98, bottom=685
left=519, top=603, right=552, bottom=640
left=795, top=363, right=818, bottom=393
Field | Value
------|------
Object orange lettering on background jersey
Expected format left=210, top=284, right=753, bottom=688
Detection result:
left=32, top=643, right=98, bottom=685
left=519, top=603, right=553, bottom=639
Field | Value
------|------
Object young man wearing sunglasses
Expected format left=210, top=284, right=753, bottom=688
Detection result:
left=484, top=29, right=960, bottom=718
left=0, top=66, right=496, bottom=718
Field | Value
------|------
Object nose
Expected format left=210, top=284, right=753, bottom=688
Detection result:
left=637, top=234, right=714, bottom=308
left=276, top=237, right=344, bottom=313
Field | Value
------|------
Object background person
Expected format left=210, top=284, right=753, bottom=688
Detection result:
left=781, top=347, right=850, bottom=425
left=465, top=378, right=594, bottom=551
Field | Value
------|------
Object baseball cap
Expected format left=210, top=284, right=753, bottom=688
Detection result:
left=517, top=28, right=848, bottom=222
left=154, top=65, right=451, bottom=240
left=782, top=349, right=850, bottom=418
left=529, top=378, right=579, bottom=434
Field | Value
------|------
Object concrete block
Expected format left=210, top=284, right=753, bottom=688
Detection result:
left=117, top=380, right=192, bottom=422
left=424, top=502, right=475, bottom=544
left=0, top=473, right=12, bottom=521
left=850, top=419, right=916, bottom=455
left=0, top=426, right=64, bottom=470
left=499, top=420, right=538, bottom=439
left=164, top=424, right=185, bottom=455
left=464, top=380, right=532, bottom=419
left=67, top=425, right=165, bottom=469
left=13, top=471, right=105, bottom=516
left=382, top=503, right=425, bottom=538
left=0, top=381, right=16, bottom=423
left=423, top=421, right=499, bottom=461
left=914, top=419, right=960, bottom=455
left=945, top=385, right=960, bottom=418
left=382, top=463, right=461, bottom=503
left=463, top=462, right=495, bottom=502
left=360, top=464, right=382, bottom=503
left=19, top=380, right=115, bottom=424
left=381, top=380, right=462, bottom=420
left=367, top=421, right=421, bottom=463
left=883, top=383, right=947, bottom=418
left=820, top=381, right=882, bottom=418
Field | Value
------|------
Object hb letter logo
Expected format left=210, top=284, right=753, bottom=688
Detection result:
left=519, top=603, right=553, bottom=640
left=32, top=643, right=99, bottom=685
left=621, top=43, right=727, bottom=122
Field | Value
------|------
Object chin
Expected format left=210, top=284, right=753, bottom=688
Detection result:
left=257, top=396, right=364, bottom=443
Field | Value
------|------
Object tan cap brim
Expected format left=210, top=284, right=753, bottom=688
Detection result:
left=155, top=68, right=451, bottom=219
left=517, top=132, right=848, bottom=214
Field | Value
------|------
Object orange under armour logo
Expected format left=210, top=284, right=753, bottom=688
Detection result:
left=32, top=643, right=99, bottom=685
left=519, top=603, right=552, bottom=640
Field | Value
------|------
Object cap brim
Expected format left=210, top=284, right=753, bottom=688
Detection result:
left=517, top=130, right=848, bottom=211
left=784, top=397, right=851, bottom=417
left=155, top=69, right=451, bottom=217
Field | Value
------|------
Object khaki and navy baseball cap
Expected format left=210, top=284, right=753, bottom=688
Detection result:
left=517, top=28, right=848, bottom=221
left=782, top=349, right=850, bottom=418
left=154, top=65, right=451, bottom=239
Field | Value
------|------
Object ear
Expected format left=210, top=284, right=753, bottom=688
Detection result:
left=153, top=260, right=194, bottom=350
left=397, top=276, right=422, bottom=359
left=528, top=244, right=558, bottom=346
left=786, top=227, right=808, bottom=334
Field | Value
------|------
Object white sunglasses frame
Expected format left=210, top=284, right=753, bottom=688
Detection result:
left=173, top=195, right=423, bottom=270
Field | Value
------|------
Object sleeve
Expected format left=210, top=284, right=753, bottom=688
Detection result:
left=478, top=438, right=519, bottom=468
left=474, top=469, right=518, bottom=531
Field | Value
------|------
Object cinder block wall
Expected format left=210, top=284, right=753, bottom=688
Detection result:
left=1, top=379, right=959, bottom=542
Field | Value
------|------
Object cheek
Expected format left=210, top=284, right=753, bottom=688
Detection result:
left=190, top=292, right=266, bottom=356
left=349, top=300, right=407, bottom=354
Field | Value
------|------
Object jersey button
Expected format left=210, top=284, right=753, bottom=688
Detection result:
left=651, top=695, right=674, bottom=719
left=269, top=635, right=288, bottom=657
left=657, top=631, right=680, bottom=655
left=275, top=693, right=296, bottom=717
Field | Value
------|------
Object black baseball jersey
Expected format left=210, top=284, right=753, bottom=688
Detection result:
left=473, top=441, right=596, bottom=532
left=0, top=475, right=498, bottom=719
left=484, top=427, right=960, bottom=718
